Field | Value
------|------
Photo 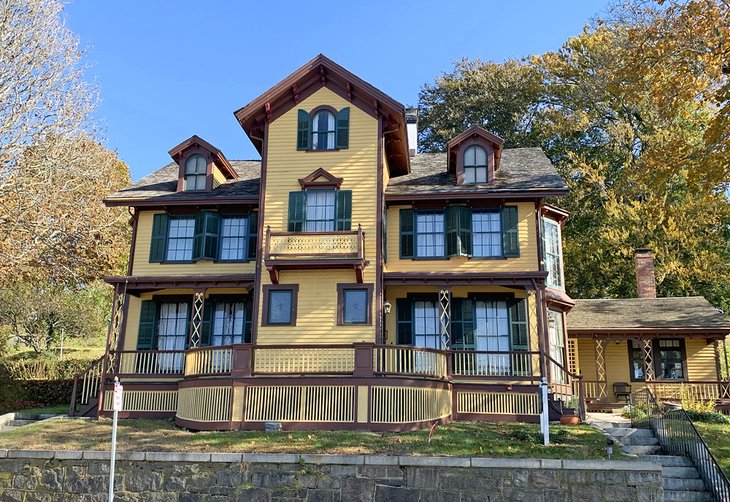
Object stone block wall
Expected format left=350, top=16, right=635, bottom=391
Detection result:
left=0, top=450, right=662, bottom=501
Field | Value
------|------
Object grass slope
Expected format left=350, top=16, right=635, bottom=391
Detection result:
left=0, top=418, right=622, bottom=459
left=694, top=423, right=730, bottom=478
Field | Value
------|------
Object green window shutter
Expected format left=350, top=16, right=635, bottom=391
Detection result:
left=446, top=206, right=472, bottom=257
left=287, top=191, right=306, bottom=232
left=193, top=211, right=220, bottom=261
left=149, top=214, right=168, bottom=263
left=193, top=214, right=204, bottom=261
left=200, top=301, right=214, bottom=347
left=137, top=300, right=158, bottom=350
left=335, top=107, right=350, bottom=149
left=450, top=298, right=474, bottom=350
left=396, top=298, right=413, bottom=345
left=501, top=206, right=520, bottom=257
left=399, top=209, right=414, bottom=258
left=297, top=110, right=310, bottom=150
left=247, top=212, right=258, bottom=260
left=335, top=190, right=352, bottom=231
left=243, top=297, right=253, bottom=343
left=508, top=298, right=528, bottom=350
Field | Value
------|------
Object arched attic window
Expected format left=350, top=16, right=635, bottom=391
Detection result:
left=463, top=145, right=488, bottom=184
left=312, top=109, right=336, bottom=150
left=184, top=154, right=207, bottom=191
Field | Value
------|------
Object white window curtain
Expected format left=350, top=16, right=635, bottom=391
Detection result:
left=474, top=300, right=510, bottom=374
left=548, top=310, right=566, bottom=384
left=305, top=190, right=335, bottom=231
left=312, top=111, right=336, bottom=150
left=156, top=302, right=188, bottom=371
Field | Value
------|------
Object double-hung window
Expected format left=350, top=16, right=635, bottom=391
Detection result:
left=463, top=145, right=488, bottom=184
left=210, top=300, right=247, bottom=346
left=287, top=190, right=352, bottom=232
left=150, top=211, right=257, bottom=264
left=548, top=310, right=566, bottom=383
left=184, top=154, right=207, bottom=191
left=137, top=300, right=189, bottom=372
left=311, top=110, right=336, bottom=150
left=543, top=218, right=563, bottom=288
left=400, top=206, right=519, bottom=259
left=629, top=339, right=686, bottom=381
left=296, top=107, right=350, bottom=150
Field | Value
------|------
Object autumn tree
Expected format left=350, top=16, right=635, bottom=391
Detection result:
left=418, top=0, right=730, bottom=311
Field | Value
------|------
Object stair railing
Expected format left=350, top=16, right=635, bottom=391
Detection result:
left=68, top=356, right=104, bottom=416
left=544, top=353, right=586, bottom=421
left=630, top=387, right=730, bottom=501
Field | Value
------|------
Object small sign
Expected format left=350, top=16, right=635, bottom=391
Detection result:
left=113, top=381, right=123, bottom=412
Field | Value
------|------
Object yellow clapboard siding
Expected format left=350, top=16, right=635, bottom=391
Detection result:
left=686, top=338, right=718, bottom=380
left=212, top=165, right=226, bottom=188
left=132, top=211, right=256, bottom=276
left=257, top=269, right=376, bottom=344
left=384, top=202, right=539, bottom=273
left=574, top=338, right=631, bottom=398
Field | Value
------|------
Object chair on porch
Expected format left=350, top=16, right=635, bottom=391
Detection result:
left=613, top=382, right=632, bottom=402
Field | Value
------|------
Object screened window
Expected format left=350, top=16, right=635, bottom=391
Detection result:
left=157, top=302, right=188, bottom=371
left=657, top=339, right=684, bottom=380
left=414, top=300, right=442, bottom=349
left=416, top=213, right=445, bottom=257
left=184, top=154, right=207, bottom=191
left=343, top=289, right=368, bottom=324
left=543, top=218, right=563, bottom=288
left=165, top=217, right=195, bottom=262
left=219, top=216, right=248, bottom=261
left=211, top=301, right=246, bottom=346
left=463, top=145, right=488, bottom=184
left=312, top=110, right=336, bottom=150
left=267, top=289, right=294, bottom=325
left=305, top=190, right=336, bottom=231
left=472, top=211, right=502, bottom=257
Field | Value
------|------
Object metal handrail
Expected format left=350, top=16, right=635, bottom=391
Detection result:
left=544, top=353, right=585, bottom=421
left=630, top=387, right=730, bottom=501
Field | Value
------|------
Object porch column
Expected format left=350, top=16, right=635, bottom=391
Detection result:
left=593, top=336, right=608, bottom=399
left=641, top=338, right=656, bottom=382
left=439, top=288, right=451, bottom=349
left=533, top=283, right=550, bottom=383
left=189, top=289, right=207, bottom=348
left=724, top=338, right=730, bottom=381
left=104, top=283, right=127, bottom=376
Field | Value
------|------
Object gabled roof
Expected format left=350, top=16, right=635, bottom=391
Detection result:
left=233, top=54, right=410, bottom=176
left=104, top=160, right=260, bottom=207
left=385, top=148, right=568, bottom=201
left=447, top=126, right=505, bottom=172
left=298, top=167, right=343, bottom=189
left=567, top=297, right=730, bottom=334
left=168, top=135, right=237, bottom=180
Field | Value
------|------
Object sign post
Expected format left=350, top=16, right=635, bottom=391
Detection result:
left=109, top=377, right=122, bottom=502
left=540, top=377, right=550, bottom=445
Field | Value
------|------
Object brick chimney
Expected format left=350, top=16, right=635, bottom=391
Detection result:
left=634, top=248, right=657, bottom=298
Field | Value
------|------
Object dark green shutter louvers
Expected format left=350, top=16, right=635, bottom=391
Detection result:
left=287, top=191, right=306, bottom=231
left=137, top=300, right=158, bottom=350
left=193, top=211, right=220, bottom=261
left=200, top=301, right=214, bottom=347
left=297, top=110, right=310, bottom=150
left=335, top=190, right=352, bottom=231
left=244, top=297, right=253, bottom=343
left=450, top=298, right=475, bottom=350
left=501, top=206, right=520, bottom=257
left=396, top=298, right=413, bottom=345
left=149, top=214, right=168, bottom=263
left=508, top=298, right=528, bottom=351
left=247, top=212, right=258, bottom=260
left=446, top=206, right=472, bottom=257
left=399, top=209, right=414, bottom=258
left=336, top=107, right=350, bottom=149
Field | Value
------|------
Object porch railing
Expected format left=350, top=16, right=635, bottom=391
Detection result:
left=546, top=354, right=585, bottom=421
left=630, top=387, right=730, bottom=501
left=450, top=350, right=540, bottom=380
left=117, top=350, right=186, bottom=375
left=254, top=345, right=355, bottom=374
left=373, top=345, right=448, bottom=379
left=68, top=356, right=103, bottom=416
left=582, top=380, right=730, bottom=402
left=185, top=347, right=233, bottom=376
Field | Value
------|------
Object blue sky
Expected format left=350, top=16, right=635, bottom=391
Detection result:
left=65, top=0, right=610, bottom=181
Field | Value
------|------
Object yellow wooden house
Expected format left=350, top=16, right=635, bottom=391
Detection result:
left=69, top=55, right=729, bottom=430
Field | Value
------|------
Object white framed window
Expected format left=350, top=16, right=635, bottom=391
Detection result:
left=548, top=310, right=566, bottom=384
left=211, top=301, right=246, bottom=346
left=304, top=190, right=336, bottom=231
left=464, top=145, right=488, bottom=184
left=543, top=218, right=563, bottom=288
left=184, top=154, right=207, bottom=191
left=416, top=213, right=445, bottom=257
left=219, top=216, right=248, bottom=261
left=165, top=217, right=195, bottom=262
left=157, top=302, right=188, bottom=371
left=474, top=300, right=510, bottom=374
left=472, top=211, right=502, bottom=257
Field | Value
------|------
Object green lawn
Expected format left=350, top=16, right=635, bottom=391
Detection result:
left=694, top=423, right=730, bottom=477
left=13, top=405, right=68, bottom=416
left=0, top=418, right=623, bottom=459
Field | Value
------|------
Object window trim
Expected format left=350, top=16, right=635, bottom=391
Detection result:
left=470, top=209, right=503, bottom=260
left=217, top=214, right=250, bottom=263
left=627, top=338, right=688, bottom=382
left=205, top=294, right=252, bottom=346
left=454, top=137, right=494, bottom=185
left=310, top=107, right=337, bottom=151
left=463, top=145, right=489, bottom=184
left=337, top=283, right=374, bottom=326
left=542, top=216, right=564, bottom=289
left=176, top=146, right=213, bottom=192
left=164, top=214, right=197, bottom=264
left=261, top=284, right=299, bottom=326
left=414, top=210, right=446, bottom=260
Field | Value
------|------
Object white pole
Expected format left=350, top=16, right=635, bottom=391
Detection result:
left=109, top=377, right=122, bottom=502
left=541, top=377, right=550, bottom=445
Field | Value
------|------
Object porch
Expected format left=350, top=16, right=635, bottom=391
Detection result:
left=71, top=342, right=582, bottom=431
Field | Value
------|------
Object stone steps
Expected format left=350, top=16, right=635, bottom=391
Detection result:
left=0, top=412, right=62, bottom=434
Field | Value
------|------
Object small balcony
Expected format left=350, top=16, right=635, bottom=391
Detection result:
left=264, top=225, right=366, bottom=283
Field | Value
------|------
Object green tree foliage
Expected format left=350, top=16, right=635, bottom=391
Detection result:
left=418, top=0, right=730, bottom=311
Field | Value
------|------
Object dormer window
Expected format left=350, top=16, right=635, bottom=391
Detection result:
left=184, top=154, right=207, bottom=191
left=464, top=145, right=488, bottom=184
left=297, top=107, right=350, bottom=151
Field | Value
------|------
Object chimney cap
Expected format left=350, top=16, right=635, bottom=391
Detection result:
left=635, top=248, right=653, bottom=255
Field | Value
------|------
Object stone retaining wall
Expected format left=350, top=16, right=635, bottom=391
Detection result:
left=0, top=449, right=662, bottom=501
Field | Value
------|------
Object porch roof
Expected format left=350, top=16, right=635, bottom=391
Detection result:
left=567, top=296, right=730, bottom=336
left=104, top=274, right=255, bottom=296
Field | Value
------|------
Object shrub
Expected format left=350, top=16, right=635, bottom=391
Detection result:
left=680, top=385, right=717, bottom=414
left=684, top=410, right=730, bottom=424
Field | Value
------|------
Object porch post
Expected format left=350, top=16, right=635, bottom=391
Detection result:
left=438, top=288, right=451, bottom=349
left=189, top=289, right=207, bottom=348
left=641, top=338, right=655, bottom=382
left=714, top=340, right=723, bottom=381
left=532, top=282, right=548, bottom=382
left=723, top=338, right=729, bottom=381
left=593, top=336, right=607, bottom=399
left=105, top=283, right=127, bottom=376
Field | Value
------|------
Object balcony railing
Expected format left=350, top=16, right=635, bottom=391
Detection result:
left=185, top=347, right=232, bottom=377
left=374, top=345, right=448, bottom=379
left=451, top=350, right=540, bottom=380
left=264, top=226, right=366, bottom=283
left=117, top=350, right=186, bottom=376
left=254, top=345, right=355, bottom=374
